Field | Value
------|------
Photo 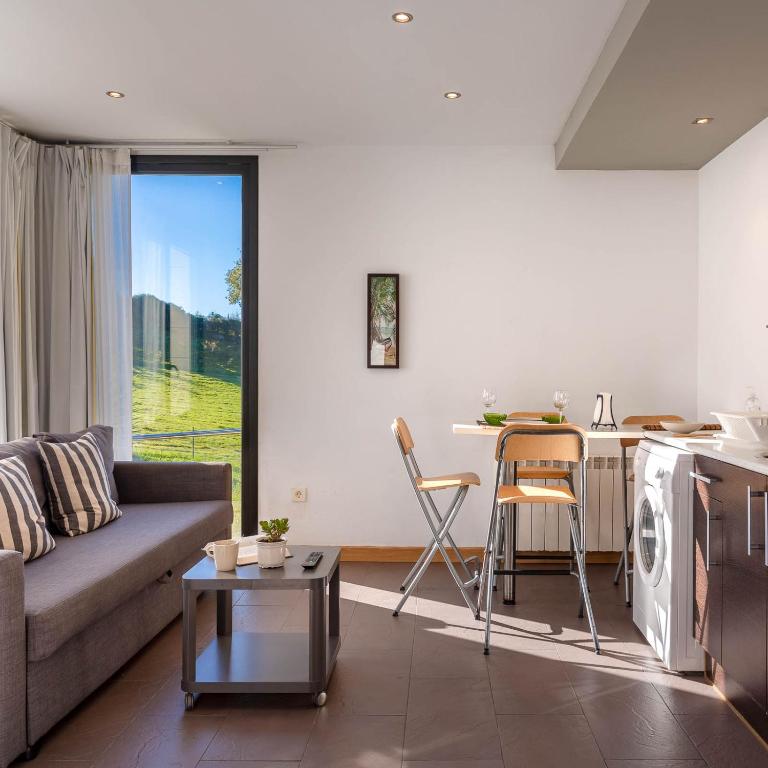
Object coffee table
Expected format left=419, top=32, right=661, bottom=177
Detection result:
left=181, top=545, right=341, bottom=709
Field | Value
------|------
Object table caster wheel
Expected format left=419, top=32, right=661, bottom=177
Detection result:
left=184, top=692, right=196, bottom=711
left=314, top=691, right=327, bottom=707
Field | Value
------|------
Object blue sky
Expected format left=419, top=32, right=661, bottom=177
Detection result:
left=131, top=174, right=242, bottom=317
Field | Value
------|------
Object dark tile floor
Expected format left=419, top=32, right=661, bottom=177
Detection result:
left=18, top=563, right=768, bottom=768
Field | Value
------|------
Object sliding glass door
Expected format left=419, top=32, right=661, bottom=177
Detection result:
left=130, top=157, right=257, bottom=535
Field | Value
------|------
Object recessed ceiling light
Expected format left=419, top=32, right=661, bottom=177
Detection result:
left=444, top=91, right=462, bottom=100
left=105, top=90, right=125, bottom=99
left=392, top=11, right=413, bottom=23
left=692, top=116, right=713, bottom=125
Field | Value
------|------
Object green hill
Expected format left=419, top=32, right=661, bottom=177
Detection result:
left=132, top=366, right=242, bottom=532
left=131, top=293, right=243, bottom=531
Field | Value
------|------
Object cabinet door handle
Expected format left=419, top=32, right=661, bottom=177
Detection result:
left=706, top=509, right=710, bottom=570
left=690, top=471, right=719, bottom=485
left=706, top=509, right=721, bottom=570
left=764, top=492, right=768, bottom=568
left=747, top=486, right=766, bottom=555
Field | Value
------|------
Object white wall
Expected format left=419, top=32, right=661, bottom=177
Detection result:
left=259, top=146, right=698, bottom=546
left=698, top=116, right=768, bottom=418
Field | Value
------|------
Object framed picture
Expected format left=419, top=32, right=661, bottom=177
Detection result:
left=367, top=273, right=399, bottom=368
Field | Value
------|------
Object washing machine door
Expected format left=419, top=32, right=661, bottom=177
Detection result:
left=635, top=478, right=667, bottom=588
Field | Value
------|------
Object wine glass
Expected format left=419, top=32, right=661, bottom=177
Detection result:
left=745, top=387, right=762, bottom=413
left=482, top=388, right=497, bottom=413
left=553, top=389, right=569, bottom=423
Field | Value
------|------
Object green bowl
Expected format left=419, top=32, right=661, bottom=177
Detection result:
left=483, top=412, right=507, bottom=426
left=541, top=414, right=562, bottom=424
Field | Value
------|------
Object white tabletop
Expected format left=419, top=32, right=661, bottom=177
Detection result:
left=644, top=431, right=768, bottom=476
left=452, top=422, right=646, bottom=440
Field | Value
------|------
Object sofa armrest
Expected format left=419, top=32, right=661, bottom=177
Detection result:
left=0, top=550, right=26, bottom=767
left=114, top=461, right=233, bottom=504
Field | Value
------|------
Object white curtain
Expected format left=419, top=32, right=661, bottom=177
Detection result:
left=0, top=124, right=132, bottom=458
left=0, top=126, right=39, bottom=441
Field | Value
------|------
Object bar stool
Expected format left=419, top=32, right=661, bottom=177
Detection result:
left=391, top=417, right=481, bottom=617
left=504, top=412, right=574, bottom=573
left=613, top=414, right=683, bottom=605
left=478, top=423, right=599, bottom=655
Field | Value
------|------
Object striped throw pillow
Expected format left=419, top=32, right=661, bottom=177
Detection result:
left=0, top=455, right=56, bottom=561
left=39, top=432, right=122, bottom=536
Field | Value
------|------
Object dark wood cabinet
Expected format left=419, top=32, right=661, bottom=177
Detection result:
left=692, top=484, right=722, bottom=660
left=692, top=455, right=768, bottom=740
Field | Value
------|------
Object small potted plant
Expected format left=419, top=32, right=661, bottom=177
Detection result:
left=257, top=518, right=289, bottom=568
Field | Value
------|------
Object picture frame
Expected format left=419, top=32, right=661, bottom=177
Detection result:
left=367, top=273, right=399, bottom=369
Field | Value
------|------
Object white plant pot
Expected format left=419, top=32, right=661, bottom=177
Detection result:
left=257, top=539, right=286, bottom=568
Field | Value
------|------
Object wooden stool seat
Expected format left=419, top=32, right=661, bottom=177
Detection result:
left=516, top=466, right=571, bottom=481
left=416, top=472, right=481, bottom=492
left=498, top=483, right=576, bottom=506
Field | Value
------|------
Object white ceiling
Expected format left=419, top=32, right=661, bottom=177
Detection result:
left=0, top=0, right=626, bottom=145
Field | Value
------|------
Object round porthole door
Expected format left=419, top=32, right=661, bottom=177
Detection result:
left=635, top=484, right=665, bottom=587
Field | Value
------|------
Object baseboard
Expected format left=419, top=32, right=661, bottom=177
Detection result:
left=340, top=546, right=623, bottom=565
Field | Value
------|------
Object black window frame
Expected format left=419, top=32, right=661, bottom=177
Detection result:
left=130, top=154, right=259, bottom=535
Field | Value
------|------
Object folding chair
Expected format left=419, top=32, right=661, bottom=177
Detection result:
left=613, top=414, right=683, bottom=605
left=391, top=417, right=480, bottom=617
left=477, top=423, right=600, bottom=655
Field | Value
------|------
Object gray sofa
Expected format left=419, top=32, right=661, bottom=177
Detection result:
left=0, top=437, right=232, bottom=767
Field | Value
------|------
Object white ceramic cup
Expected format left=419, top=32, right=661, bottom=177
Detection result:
left=208, top=539, right=239, bottom=571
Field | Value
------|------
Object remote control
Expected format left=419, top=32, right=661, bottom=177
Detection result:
left=302, top=551, right=323, bottom=569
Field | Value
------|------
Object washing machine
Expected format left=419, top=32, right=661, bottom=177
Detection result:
left=632, top=439, right=704, bottom=671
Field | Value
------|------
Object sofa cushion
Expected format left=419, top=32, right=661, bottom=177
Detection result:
left=0, top=438, right=48, bottom=512
left=39, top=433, right=122, bottom=536
left=23, top=499, right=232, bottom=661
left=0, top=456, right=56, bottom=562
left=35, top=425, right=119, bottom=502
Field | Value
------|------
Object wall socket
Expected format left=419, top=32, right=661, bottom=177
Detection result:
left=291, top=487, right=307, bottom=503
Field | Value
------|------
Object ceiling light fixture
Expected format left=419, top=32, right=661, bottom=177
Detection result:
left=392, top=11, right=413, bottom=23
left=692, top=116, right=713, bottom=125
left=444, top=91, right=462, bottom=100
left=106, top=90, right=125, bottom=99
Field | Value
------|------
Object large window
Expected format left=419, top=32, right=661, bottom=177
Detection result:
left=130, top=157, right=257, bottom=534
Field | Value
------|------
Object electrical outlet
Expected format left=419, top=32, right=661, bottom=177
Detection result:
left=291, top=487, right=307, bottom=503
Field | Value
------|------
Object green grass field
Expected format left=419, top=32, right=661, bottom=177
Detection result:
left=132, top=366, right=242, bottom=533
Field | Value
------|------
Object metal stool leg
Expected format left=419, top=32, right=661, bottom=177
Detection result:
left=483, top=505, right=500, bottom=654
left=510, top=503, right=518, bottom=605
left=476, top=501, right=498, bottom=618
left=401, top=535, right=435, bottom=591
left=400, top=493, right=479, bottom=592
left=568, top=504, right=600, bottom=654
left=564, top=472, right=585, bottom=617
left=613, top=548, right=624, bottom=585
left=393, top=487, right=476, bottom=616
left=612, top=446, right=632, bottom=606
left=425, top=492, right=480, bottom=583
left=623, top=526, right=633, bottom=606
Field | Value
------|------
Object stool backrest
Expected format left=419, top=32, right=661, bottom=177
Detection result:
left=392, top=417, right=415, bottom=456
left=620, top=414, right=682, bottom=448
left=506, top=411, right=568, bottom=422
left=495, top=423, right=587, bottom=463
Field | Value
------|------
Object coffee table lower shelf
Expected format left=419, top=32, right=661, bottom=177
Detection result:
left=183, top=631, right=340, bottom=698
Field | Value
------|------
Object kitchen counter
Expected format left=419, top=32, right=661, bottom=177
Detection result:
left=645, top=431, right=768, bottom=475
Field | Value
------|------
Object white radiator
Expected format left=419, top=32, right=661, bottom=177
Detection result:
left=515, top=457, right=630, bottom=552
